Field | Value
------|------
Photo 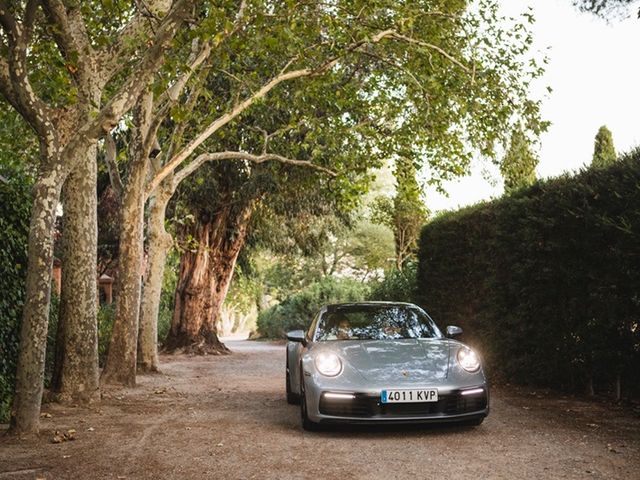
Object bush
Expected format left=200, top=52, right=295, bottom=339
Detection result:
left=256, top=277, right=369, bottom=338
left=416, top=150, right=640, bottom=398
left=368, top=262, right=417, bottom=303
left=158, top=250, right=179, bottom=344
left=97, top=304, right=115, bottom=367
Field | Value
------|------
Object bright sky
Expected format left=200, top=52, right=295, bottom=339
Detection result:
left=425, top=0, right=640, bottom=213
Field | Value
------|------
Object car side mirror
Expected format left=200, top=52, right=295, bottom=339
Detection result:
left=446, top=325, right=463, bottom=338
left=286, top=330, right=306, bottom=344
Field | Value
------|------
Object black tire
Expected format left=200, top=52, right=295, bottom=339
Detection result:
left=286, top=355, right=300, bottom=405
left=300, top=369, right=320, bottom=431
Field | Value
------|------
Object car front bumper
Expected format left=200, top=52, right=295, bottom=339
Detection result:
left=305, top=383, right=490, bottom=424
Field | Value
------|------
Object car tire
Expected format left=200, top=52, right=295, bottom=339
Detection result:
left=286, top=355, right=300, bottom=405
left=300, top=369, right=320, bottom=431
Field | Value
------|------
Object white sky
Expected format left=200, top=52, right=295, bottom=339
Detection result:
left=424, top=0, right=640, bottom=213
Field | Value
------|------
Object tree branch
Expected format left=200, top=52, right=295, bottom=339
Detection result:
left=96, top=0, right=174, bottom=82
left=388, top=32, right=470, bottom=74
left=151, top=0, right=248, bottom=125
left=41, top=1, right=93, bottom=63
left=170, top=151, right=336, bottom=194
left=103, top=132, right=123, bottom=199
left=146, top=28, right=397, bottom=195
left=65, top=0, right=193, bottom=154
left=0, top=1, right=55, bottom=140
left=151, top=39, right=211, bottom=130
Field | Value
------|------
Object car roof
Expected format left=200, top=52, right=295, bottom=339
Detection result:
left=324, top=301, right=418, bottom=309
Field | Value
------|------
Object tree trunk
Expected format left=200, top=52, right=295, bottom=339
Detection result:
left=100, top=158, right=148, bottom=385
left=101, top=94, right=153, bottom=386
left=52, top=146, right=100, bottom=404
left=9, top=167, right=64, bottom=435
left=137, top=184, right=173, bottom=372
left=165, top=203, right=253, bottom=354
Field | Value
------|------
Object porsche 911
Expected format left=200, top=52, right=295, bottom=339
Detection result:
left=285, top=302, right=489, bottom=430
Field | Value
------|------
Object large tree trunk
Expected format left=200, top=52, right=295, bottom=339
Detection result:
left=101, top=94, right=152, bottom=386
left=137, top=184, right=173, bottom=372
left=100, top=156, right=147, bottom=385
left=164, top=202, right=253, bottom=354
left=9, top=166, right=64, bottom=435
left=52, top=147, right=100, bottom=404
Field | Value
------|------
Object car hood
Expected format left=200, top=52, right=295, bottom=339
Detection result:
left=323, top=339, right=451, bottom=383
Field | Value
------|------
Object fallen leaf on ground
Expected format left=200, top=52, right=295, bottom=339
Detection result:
left=51, top=429, right=77, bottom=443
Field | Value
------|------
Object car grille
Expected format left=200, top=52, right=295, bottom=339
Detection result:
left=319, top=391, right=487, bottom=418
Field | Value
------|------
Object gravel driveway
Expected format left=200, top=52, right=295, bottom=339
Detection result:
left=1, top=340, right=638, bottom=479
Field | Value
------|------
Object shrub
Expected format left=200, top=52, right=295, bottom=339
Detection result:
left=157, top=250, right=179, bottom=344
left=416, top=150, right=640, bottom=398
left=97, top=304, right=115, bottom=367
left=368, top=262, right=418, bottom=303
left=257, top=277, right=369, bottom=338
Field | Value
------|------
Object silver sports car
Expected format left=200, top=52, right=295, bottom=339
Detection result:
left=285, top=302, right=489, bottom=430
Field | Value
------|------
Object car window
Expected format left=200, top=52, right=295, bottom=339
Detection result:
left=314, top=305, right=442, bottom=341
left=306, top=311, right=322, bottom=341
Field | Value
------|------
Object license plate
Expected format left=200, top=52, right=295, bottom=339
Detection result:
left=381, top=389, right=438, bottom=403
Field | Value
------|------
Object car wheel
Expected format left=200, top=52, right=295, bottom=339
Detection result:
left=300, top=369, right=320, bottom=431
left=286, top=355, right=299, bottom=405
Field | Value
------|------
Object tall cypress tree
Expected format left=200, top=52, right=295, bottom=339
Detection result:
left=500, top=125, right=538, bottom=193
left=592, top=125, right=617, bottom=168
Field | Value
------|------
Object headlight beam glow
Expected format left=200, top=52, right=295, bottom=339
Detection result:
left=315, top=352, right=342, bottom=376
left=457, top=347, right=481, bottom=373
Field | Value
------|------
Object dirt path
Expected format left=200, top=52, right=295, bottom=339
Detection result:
left=1, top=340, right=639, bottom=480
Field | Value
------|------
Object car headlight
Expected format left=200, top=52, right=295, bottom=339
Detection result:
left=457, top=347, right=481, bottom=373
left=315, top=352, right=342, bottom=376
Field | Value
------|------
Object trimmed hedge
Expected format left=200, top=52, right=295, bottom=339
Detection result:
left=417, top=150, right=640, bottom=397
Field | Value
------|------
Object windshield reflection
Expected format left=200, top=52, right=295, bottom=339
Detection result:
left=315, top=305, right=442, bottom=341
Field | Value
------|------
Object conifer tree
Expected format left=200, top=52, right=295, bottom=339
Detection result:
left=592, top=125, right=617, bottom=168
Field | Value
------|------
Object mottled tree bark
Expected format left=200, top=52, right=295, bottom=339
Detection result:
left=165, top=202, right=253, bottom=354
left=52, top=146, right=100, bottom=404
left=101, top=94, right=153, bottom=386
left=5, top=0, right=192, bottom=434
left=137, top=184, right=173, bottom=372
left=10, top=166, right=64, bottom=434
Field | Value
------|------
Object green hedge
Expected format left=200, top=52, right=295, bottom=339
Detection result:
left=0, top=167, right=32, bottom=421
left=417, top=150, right=640, bottom=397
left=256, top=277, right=369, bottom=338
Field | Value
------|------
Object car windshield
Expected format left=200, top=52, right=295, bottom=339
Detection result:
left=314, top=305, right=442, bottom=341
